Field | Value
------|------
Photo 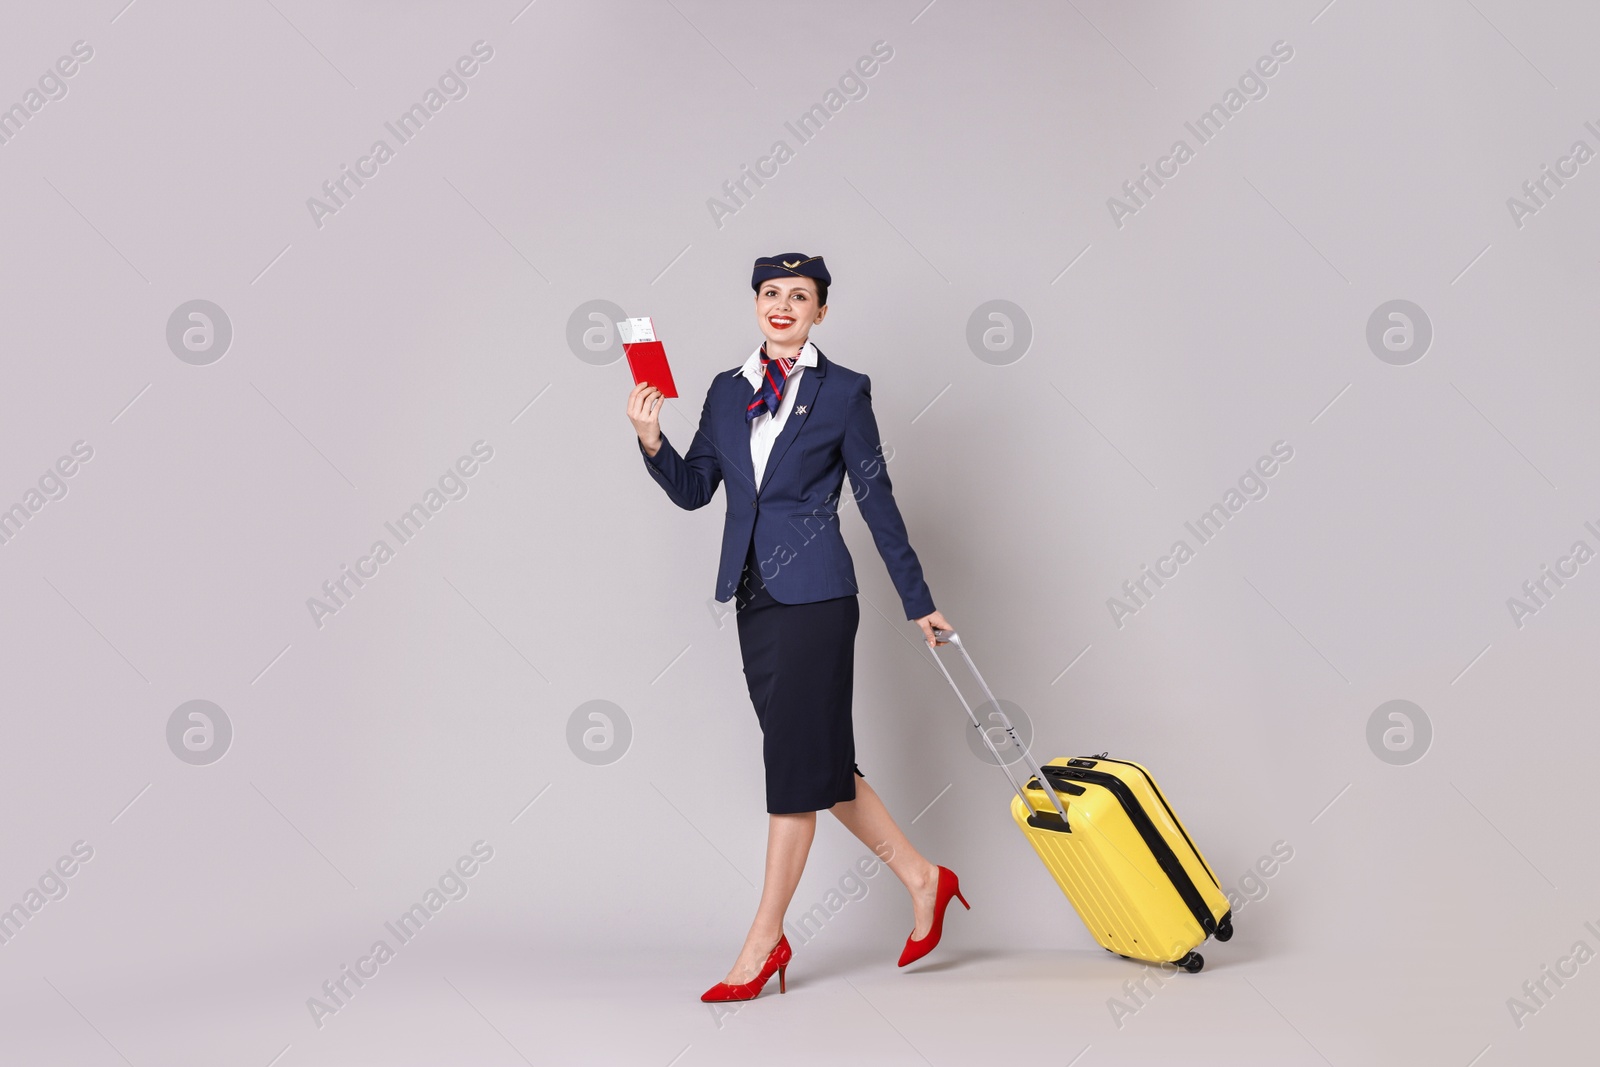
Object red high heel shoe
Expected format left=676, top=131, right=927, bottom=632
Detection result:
left=700, top=935, right=792, bottom=1002
left=897, top=866, right=968, bottom=967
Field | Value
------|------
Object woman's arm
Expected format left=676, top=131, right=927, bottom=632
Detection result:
left=629, top=381, right=723, bottom=510
left=840, top=374, right=944, bottom=636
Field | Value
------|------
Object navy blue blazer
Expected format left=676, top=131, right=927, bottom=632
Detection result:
left=639, top=346, right=936, bottom=620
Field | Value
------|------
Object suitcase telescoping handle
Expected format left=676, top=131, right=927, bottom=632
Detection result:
left=930, top=629, right=1068, bottom=825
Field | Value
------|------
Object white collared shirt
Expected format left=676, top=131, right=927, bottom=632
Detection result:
left=737, top=340, right=817, bottom=491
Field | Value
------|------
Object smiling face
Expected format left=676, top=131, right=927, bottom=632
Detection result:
left=755, top=278, right=827, bottom=348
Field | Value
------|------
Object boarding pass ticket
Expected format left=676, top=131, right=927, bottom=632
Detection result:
left=617, top=317, right=656, bottom=344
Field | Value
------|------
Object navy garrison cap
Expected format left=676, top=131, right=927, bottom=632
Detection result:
left=751, top=253, right=830, bottom=291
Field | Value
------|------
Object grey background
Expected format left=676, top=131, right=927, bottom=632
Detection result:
left=2, top=1, right=1596, bottom=1064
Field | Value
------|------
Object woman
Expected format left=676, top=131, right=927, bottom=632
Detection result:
left=626, top=252, right=967, bottom=1002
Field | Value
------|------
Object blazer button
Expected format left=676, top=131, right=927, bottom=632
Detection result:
left=750, top=501, right=757, bottom=509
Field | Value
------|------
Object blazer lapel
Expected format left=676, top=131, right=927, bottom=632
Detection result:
left=756, top=348, right=827, bottom=499
left=725, top=371, right=759, bottom=495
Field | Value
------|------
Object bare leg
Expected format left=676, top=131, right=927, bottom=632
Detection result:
left=829, top=776, right=942, bottom=939
left=723, top=811, right=816, bottom=984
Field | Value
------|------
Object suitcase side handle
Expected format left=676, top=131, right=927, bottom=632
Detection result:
left=930, top=629, right=1069, bottom=825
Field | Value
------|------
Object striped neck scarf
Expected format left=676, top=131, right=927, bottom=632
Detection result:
left=746, top=343, right=797, bottom=421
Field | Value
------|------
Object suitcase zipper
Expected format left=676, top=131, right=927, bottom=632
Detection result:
left=1084, top=756, right=1221, bottom=890
left=1040, top=764, right=1218, bottom=937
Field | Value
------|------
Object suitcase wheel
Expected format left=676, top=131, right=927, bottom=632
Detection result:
left=1176, top=952, right=1204, bottom=973
left=1215, top=917, right=1234, bottom=942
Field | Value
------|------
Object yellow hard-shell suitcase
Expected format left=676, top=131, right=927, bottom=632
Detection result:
left=931, top=630, right=1233, bottom=972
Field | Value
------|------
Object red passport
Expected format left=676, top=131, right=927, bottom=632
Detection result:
left=620, top=317, right=677, bottom=398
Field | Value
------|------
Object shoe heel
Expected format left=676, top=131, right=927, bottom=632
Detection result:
left=955, top=887, right=970, bottom=910
left=778, top=964, right=787, bottom=994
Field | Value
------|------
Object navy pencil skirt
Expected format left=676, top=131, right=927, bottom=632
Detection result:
left=734, top=541, right=864, bottom=814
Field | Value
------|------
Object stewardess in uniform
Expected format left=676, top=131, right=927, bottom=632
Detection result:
left=626, top=253, right=969, bottom=1003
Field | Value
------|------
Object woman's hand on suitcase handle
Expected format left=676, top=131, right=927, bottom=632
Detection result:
left=628, top=382, right=664, bottom=456
left=914, top=610, right=953, bottom=649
